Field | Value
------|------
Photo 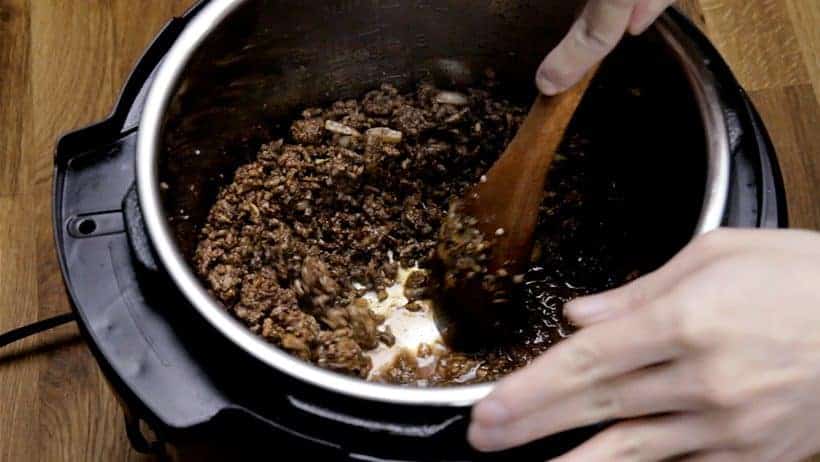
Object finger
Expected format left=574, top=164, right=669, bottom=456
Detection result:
left=469, top=362, right=702, bottom=452
left=537, top=0, right=639, bottom=95
left=549, top=414, right=725, bottom=462
left=566, top=228, right=817, bottom=325
left=472, top=303, right=683, bottom=427
left=628, top=0, right=674, bottom=35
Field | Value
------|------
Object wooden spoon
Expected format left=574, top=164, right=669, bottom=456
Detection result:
left=437, top=65, right=600, bottom=340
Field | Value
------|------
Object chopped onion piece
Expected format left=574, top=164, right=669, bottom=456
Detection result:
left=325, top=120, right=360, bottom=136
left=435, top=91, right=469, bottom=106
left=365, top=127, right=403, bottom=144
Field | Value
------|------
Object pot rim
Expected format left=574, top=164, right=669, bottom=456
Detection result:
left=137, top=0, right=729, bottom=407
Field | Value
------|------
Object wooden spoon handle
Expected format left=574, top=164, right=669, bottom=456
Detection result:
left=435, top=65, right=602, bottom=343
left=512, top=65, right=600, bottom=171
left=468, top=65, right=600, bottom=273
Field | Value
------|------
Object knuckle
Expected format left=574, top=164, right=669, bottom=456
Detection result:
left=682, top=316, right=722, bottom=353
left=676, top=362, right=709, bottom=407
left=666, top=292, right=712, bottom=352
left=572, top=17, right=617, bottom=54
left=586, top=383, right=624, bottom=421
left=619, top=281, right=652, bottom=310
left=707, top=386, right=740, bottom=410
left=560, top=336, right=604, bottom=385
left=685, top=365, right=711, bottom=406
left=606, top=424, right=646, bottom=461
left=699, top=370, right=743, bottom=409
left=645, top=301, right=692, bottom=352
left=690, top=229, right=733, bottom=256
left=675, top=313, right=703, bottom=352
left=726, top=415, right=766, bottom=448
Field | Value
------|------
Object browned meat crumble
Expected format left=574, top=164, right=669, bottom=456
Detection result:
left=194, top=78, right=639, bottom=385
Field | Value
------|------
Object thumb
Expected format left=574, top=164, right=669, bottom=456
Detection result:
left=536, top=0, right=639, bottom=95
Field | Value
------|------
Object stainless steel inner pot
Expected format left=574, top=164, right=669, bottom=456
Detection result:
left=137, top=0, right=729, bottom=406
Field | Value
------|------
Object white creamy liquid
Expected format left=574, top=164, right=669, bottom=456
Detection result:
left=361, top=267, right=444, bottom=379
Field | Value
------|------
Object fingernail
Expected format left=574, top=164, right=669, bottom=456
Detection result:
left=537, top=76, right=561, bottom=96
left=472, top=399, right=510, bottom=426
left=565, top=297, right=609, bottom=322
left=536, top=67, right=562, bottom=95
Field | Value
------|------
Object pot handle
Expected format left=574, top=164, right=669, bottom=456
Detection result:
left=122, top=183, right=161, bottom=272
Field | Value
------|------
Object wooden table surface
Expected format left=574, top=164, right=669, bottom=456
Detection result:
left=0, top=1, right=818, bottom=460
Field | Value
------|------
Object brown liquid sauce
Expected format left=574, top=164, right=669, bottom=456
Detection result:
left=193, top=74, right=645, bottom=387
left=373, top=132, right=642, bottom=385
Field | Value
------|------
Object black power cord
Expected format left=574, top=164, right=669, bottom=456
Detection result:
left=0, top=313, right=77, bottom=348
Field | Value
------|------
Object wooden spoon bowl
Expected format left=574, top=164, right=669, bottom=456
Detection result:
left=436, top=66, right=600, bottom=343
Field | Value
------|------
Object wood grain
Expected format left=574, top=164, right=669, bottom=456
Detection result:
left=0, top=195, right=41, bottom=462
left=0, top=1, right=818, bottom=461
left=0, top=0, right=30, bottom=197
left=700, top=0, right=811, bottom=91
left=676, top=0, right=707, bottom=28
left=750, top=85, right=820, bottom=229
left=0, top=1, right=192, bottom=461
left=785, top=0, right=820, bottom=103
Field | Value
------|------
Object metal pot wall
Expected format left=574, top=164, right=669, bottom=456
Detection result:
left=136, top=0, right=730, bottom=408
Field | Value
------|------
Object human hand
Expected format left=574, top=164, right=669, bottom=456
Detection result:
left=469, top=228, right=820, bottom=461
left=536, top=0, right=677, bottom=95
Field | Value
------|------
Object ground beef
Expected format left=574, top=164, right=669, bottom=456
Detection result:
left=315, top=329, right=371, bottom=377
left=195, top=79, right=523, bottom=379
left=435, top=201, right=493, bottom=293
left=290, top=118, right=324, bottom=145
left=404, top=270, right=432, bottom=302
left=194, top=77, right=643, bottom=385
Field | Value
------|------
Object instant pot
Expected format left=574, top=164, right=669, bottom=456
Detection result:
left=52, top=0, right=787, bottom=460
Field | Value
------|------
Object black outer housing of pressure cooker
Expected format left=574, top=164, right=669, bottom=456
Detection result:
left=52, top=3, right=787, bottom=460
